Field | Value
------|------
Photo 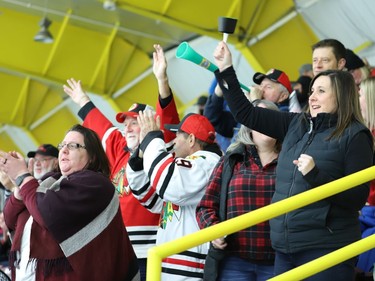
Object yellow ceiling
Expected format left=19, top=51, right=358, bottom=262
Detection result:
left=0, top=0, right=317, bottom=154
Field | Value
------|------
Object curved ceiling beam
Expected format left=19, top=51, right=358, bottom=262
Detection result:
left=0, top=65, right=62, bottom=88
left=247, top=8, right=298, bottom=47
left=117, top=3, right=221, bottom=40
left=1, top=0, right=176, bottom=44
left=89, top=21, right=120, bottom=88
left=11, top=77, right=30, bottom=123
left=240, top=0, right=266, bottom=43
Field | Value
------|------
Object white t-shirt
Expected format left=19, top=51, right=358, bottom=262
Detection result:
left=16, top=216, right=36, bottom=281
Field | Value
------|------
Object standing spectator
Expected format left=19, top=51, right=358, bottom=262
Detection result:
left=197, top=99, right=281, bottom=281
left=212, top=41, right=373, bottom=281
left=359, top=77, right=375, bottom=138
left=27, top=144, right=59, bottom=180
left=204, top=69, right=292, bottom=152
left=312, top=39, right=346, bottom=76
left=294, top=64, right=313, bottom=109
left=0, top=171, right=12, bottom=267
left=196, top=95, right=208, bottom=115
left=345, top=49, right=371, bottom=87
left=251, top=69, right=293, bottom=112
left=127, top=111, right=222, bottom=281
left=1, top=124, right=139, bottom=281
left=299, top=63, right=314, bottom=79
left=356, top=77, right=375, bottom=276
left=63, top=44, right=180, bottom=280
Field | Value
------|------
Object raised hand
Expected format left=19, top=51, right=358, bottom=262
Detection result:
left=152, top=44, right=171, bottom=99
left=63, top=78, right=91, bottom=107
left=213, top=41, right=233, bottom=72
left=152, top=44, right=168, bottom=81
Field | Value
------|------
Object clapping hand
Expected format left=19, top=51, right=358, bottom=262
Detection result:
left=137, top=110, right=161, bottom=143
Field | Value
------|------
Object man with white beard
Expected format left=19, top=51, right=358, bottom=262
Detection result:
left=27, top=144, right=59, bottom=180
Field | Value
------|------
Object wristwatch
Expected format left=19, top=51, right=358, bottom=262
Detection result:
left=15, top=173, right=32, bottom=187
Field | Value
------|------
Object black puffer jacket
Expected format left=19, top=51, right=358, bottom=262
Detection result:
left=272, top=113, right=371, bottom=253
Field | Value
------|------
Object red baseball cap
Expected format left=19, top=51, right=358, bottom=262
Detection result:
left=116, top=103, right=155, bottom=123
left=164, top=113, right=216, bottom=144
left=253, top=69, right=293, bottom=94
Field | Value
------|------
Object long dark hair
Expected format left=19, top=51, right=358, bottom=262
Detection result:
left=308, top=70, right=365, bottom=139
left=67, top=124, right=111, bottom=178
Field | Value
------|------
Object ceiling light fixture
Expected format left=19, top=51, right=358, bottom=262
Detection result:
left=103, top=0, right=116, bottom=11
left=34, top=17, right=54, bottom=43
left=34, top=0, right=53, bottom=44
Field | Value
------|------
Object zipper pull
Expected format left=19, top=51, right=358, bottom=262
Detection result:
left=308, top=118, right=313, bottom=134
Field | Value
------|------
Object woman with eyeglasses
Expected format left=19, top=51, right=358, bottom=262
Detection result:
left=0, top=124, right=140, bottom=281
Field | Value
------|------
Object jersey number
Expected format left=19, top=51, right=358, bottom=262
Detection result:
left=175, top=159, right=192, bottom=168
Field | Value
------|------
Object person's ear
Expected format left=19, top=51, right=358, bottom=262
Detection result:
left=278, top=92, right=289, bottom=103
left=188, top=134, right=196, bottom=147
left=338, top=58, right=346, bottom=70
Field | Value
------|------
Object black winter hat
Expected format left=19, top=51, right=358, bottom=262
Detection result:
left=345, top=49, right=365, bottom=71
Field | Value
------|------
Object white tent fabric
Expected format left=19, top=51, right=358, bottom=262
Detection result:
left=296, top=0, right=375, bottom=64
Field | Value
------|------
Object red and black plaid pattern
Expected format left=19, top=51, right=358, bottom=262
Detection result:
left=197, top=145, right=276, bottom=263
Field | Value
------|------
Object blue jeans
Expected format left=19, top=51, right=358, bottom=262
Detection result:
left=218, top=255, right=274, bottom=281
left=274, top=249, right=356, bottom=281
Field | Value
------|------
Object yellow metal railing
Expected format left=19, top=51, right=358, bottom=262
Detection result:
left=147, top=166, right=375, bottom=281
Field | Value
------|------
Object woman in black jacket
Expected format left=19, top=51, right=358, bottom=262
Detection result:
left=212, top=41, right=374, bottom=281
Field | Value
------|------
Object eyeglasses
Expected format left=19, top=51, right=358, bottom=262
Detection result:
left=57, top=142, right=86, bottom=151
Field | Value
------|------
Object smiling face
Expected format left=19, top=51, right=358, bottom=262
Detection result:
left=309, top=75, right=338, bottom=117
left=123, top=116, right=141, bottom=151
left=58, top=131, right=89, bottom=176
